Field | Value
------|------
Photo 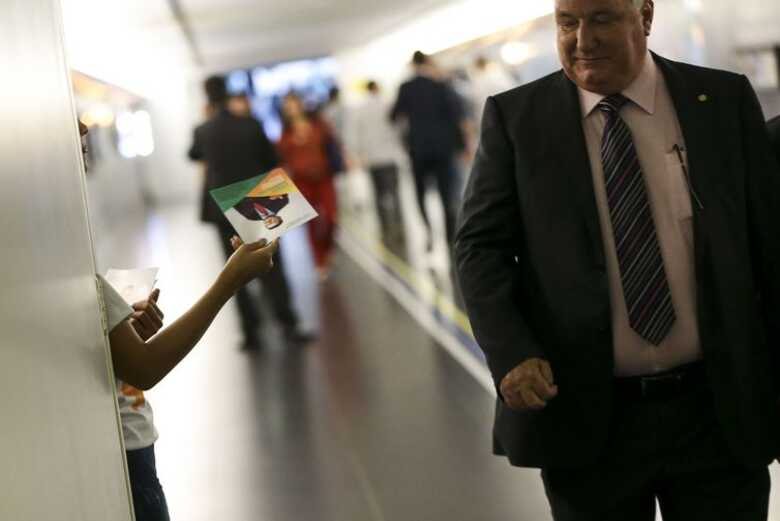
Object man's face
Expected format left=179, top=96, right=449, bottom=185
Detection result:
left=264, top=215, right=283, bottom=230
left=78, top=120, right=89, bottom=171
left=282, top=96, right=304, bottom=119
left=556, top=0, right=653, bottom=95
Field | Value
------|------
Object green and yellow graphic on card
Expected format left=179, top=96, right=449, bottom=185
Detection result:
left=210, top=168, right=318, bottom=243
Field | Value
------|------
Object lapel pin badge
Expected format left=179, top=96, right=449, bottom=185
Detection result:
left=698, top=94, right=709, bottom=102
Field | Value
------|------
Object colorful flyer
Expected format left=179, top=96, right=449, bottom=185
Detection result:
left=209, top=168, right=318, bottom=244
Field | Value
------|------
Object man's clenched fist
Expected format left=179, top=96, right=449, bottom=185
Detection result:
left=500, top=358, right=558, bottom=411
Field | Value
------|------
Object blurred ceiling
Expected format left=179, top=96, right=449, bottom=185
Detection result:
left=174, top=0, right=457, bottom=71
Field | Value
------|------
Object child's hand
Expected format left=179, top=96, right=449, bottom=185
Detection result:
left=221, top=236, right=278, bottom=292
left=130, top=289, right=164, bottom=341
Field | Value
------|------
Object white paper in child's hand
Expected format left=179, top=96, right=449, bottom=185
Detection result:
left=104, top=267, right=159, bottom=305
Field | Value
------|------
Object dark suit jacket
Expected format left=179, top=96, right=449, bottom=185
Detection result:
left=234, top=195, right=289, bottom=221
left=189, top=109, right=278, bottom=224
left=391, top=75, right=463, bottom=161
left=769, top=115, right=780, bottom=163
left=455, top=53, right=780, bottom=469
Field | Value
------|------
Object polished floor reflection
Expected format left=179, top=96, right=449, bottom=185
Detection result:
left=94, top=204, right=549, bottom=521
left=92, top=201, right=780, bottom=521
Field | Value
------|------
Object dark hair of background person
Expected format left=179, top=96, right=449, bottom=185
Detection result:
left=204, top=75, right=229, bottom=106
left=366, top=80, right=379, bottom=93
left=412, top=50, right=429, bottom=66
left=329, top=86, right=340, bottom=101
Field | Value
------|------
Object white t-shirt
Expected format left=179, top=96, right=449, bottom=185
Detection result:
left=349, top=96, right=403, bottom=167
left=98, top=275, right=159, bottom=451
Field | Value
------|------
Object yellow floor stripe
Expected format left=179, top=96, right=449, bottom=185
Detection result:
left=341, top=218, right=474, bottom=338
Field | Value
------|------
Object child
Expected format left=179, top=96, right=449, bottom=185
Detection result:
left=80, top=121, right=277, bottom=520
left=103, top=236, right=276, bottom=521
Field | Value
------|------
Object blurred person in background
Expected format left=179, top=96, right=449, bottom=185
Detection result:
left=469, top=55, right=515, bottom=132
left=456, top=0, right=780, bottom=519
left=391, top=50, right=465, bottom=250
left=189, top=75, right=306, bottom=350
left=444, top=66, right=480, bottom=204
left=322, top=85, right=347, bottom=148
left=769, top=115, right=780, bottom=162
left=348, top=80, right=404, bottom=245
left=277, top=92, right=340, bottom=280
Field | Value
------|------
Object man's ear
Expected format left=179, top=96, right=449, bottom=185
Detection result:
left=641, top=0, right=655, bottom=36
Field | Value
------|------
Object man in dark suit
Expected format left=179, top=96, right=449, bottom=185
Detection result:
left=769, top=115, right=780, bottom=163
left=391, top=51, right=465, bottom=247
left=189, top=76, right=303, bottom=349
left=234, top=194, right=289, bottom=229
left=455, top=1, right=780, bottom=519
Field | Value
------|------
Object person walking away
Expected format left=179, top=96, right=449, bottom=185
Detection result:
left=391, top=51, right=466, bottom=250
left=469, top=56, right=515, bottom=132
left=349, top=80, right=405, bottom=245
left=276, top=92, right=340, bottom=281
left=189, top=76, right=306, bottom=349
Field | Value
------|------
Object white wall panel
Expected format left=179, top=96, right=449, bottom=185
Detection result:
left=60, top=0, right=201, bottom=206
left=0, top=0, right=133, bottom=519
left=334, top=0, right=780, bottom=117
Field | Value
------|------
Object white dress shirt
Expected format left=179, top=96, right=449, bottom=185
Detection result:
left=579, top=52, right=702, bottom=376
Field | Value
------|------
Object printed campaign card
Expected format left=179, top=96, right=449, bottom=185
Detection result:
left=105, top=267, right=159, bottom=305
left=210, top=168, right=318, bottom=244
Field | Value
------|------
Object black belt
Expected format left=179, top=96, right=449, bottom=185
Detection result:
left=613, top=361, right=706, bottom=400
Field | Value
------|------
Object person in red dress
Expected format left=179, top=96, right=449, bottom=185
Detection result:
left=276, top=92, right=340, bottom=279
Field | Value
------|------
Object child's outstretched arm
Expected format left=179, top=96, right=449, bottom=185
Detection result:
left=108, top=237, right=277, bottom=390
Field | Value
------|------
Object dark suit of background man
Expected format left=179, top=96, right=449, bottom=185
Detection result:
left=769, top=115, right=780, bottom=163
left=391, top=50, right=464, bottom=248
left=455, top=0, right=780, bottom=519
left=189, top=76, right=302, bottom=350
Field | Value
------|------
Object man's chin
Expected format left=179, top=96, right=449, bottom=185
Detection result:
left=574, top=71, right=615, bottom=95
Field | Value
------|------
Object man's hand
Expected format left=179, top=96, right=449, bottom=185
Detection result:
left=130, top=289, right=164, bottom=341
left=500, top=358, right=558, bottom=411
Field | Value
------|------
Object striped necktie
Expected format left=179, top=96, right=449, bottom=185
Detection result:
left=599, top=94, right=676, bottom=346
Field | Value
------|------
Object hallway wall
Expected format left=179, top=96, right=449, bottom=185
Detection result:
left=335, top=0, right=780, bottom=117
left=0, top=0, right=134, bottom=518
left=61, top=0, right=204, bottom=206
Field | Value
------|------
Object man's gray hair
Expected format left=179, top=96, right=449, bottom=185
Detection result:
left=631, top=0, right=645, bottom=8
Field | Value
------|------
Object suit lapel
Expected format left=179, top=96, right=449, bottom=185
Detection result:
left=541, top=72, right=606, bottom=268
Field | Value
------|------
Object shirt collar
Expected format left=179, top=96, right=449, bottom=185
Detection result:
left=578, top=51, right=657, bottom=119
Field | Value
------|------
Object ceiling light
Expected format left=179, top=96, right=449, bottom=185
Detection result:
left=501, top=42, right=537, bottom=66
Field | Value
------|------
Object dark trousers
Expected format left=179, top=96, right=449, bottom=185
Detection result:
left=541, top=376, right=770, bottom=521
left=410, top=155, right=458, bottom=244
left=368, top=163, right=402, bottom=239
left=216, top=221, right=298, bottom=339
left=126, top=445, right=170, bottom=521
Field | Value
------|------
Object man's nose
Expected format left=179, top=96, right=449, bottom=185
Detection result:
left=576, top=21, right=598, bottom=54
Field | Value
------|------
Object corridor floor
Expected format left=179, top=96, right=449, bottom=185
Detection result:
left=94, top=204, right=549, bottom=521
left=92, top=200, right=780, bottom=521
